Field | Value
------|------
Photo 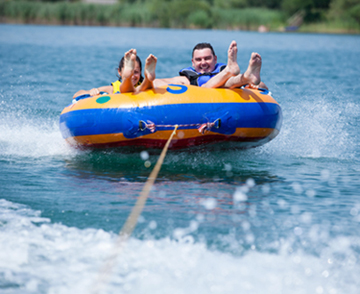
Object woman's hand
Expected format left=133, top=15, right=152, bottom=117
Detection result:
left=89, top=88, right=100, bottom=96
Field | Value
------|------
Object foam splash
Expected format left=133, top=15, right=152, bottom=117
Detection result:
left=261, top=96, right=359, bottom=160
left=0, top=114, right=75, bottom=158
left=0, top=199, right=359, bottom=294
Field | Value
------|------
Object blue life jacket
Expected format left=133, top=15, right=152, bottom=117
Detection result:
left=179, top=63, right=226, bottom=87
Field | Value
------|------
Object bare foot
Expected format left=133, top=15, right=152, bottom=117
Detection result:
left=122, top=49, right=136, bottom=80
left=144, top=54, right=157, bottom=82
left=225, top=40, right=240, bottom=76
left=243, top=52, right=261, bottom=85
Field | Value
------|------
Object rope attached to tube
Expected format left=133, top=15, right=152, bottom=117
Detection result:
left=139, top=118, right=221, bottom=134
left=92, top=125, right=179, bottom=294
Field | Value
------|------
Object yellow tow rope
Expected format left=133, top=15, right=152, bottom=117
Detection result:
left=92, top=125, right=179, bottom=293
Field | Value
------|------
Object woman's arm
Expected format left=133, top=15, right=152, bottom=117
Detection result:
left=72, top=85, right=113, bottom=99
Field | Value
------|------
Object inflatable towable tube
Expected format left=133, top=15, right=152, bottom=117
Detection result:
left=59, top=84, right=282, bottom=150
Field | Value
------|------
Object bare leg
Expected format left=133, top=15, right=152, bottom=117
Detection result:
left=225, top=52, right=262, bottom=89
left=137, top=54, right=157, bottom=92
left=120, top=49, right=137, bottom=93
left=243, top=52, right=261, bottom=85
left=201, top=40, right=240, bottom=88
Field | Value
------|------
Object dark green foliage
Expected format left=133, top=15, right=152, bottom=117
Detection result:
left=282, top=0, right=330, bottom=15
left=214, top=0, right=283, bottom=9
left=150, top=0, right=212, bottom=28
left=214, top=7, right=285, bottom=30
left=188, top=10, right=213, bottom=29
left=0, top=0, right=359, bottom=31
left=328, top=0, right=360, bottom=24
left=349, top=4, right=360, bottom=23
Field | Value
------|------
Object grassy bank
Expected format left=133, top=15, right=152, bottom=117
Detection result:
left=0, top=1, right=286, bottom=30
left=298, top=19, right=360, bottom=34
left=0, top=1, right=153, bottom=27
left=0, top=1, right=359, bottom=34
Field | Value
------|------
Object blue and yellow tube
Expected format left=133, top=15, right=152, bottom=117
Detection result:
left=59, top=84, right=282, bottom=150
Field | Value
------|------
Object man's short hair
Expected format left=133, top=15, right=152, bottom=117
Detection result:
left=192, top=43, right=216, bottom=57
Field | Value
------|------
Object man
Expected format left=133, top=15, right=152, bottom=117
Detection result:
left=179, top=41, right=239, bottom=88
left=155, top=41, right=267, bottom=89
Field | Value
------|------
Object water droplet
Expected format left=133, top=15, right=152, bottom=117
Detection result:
left=294, top=226, right=303, bottom=235
left=233, top=189, right=248, bottom=202
left=350, top=207, right=358, bottom=216
left=277, top=199, right=288, bottom=209
left=291, top=205, right=301, bottom=214
left=140, top=150, right=149, bottom=160
left=306, top=189, right=316, bottom=197
left=246, top=178, right=255, bottom=188
left=301, top=212, right=312, bottom=223
left=291, top=182, right=303, bottom=194
left=177, top=131, right=184, bottom=138
left=241, top=221, right=251, bottom=231
left=201, top=198, right=217, bottom=210
left=224, top=163, right=232, bottom=171
left=246, top=234, right=255, bottom=243
left=321, top=169, right=330, bottom=181
left=196, top=214, right=205, bottom=222
left=149, top=220, right=157, bottom=230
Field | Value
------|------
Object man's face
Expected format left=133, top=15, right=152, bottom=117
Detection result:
left=192, top=48, right=217, bottom=74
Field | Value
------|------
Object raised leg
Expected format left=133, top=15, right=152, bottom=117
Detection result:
left=136, top=54, right=157, bottom=93
left=120, top=49, right=137, bottom=93
left=201, top=40, right=240, bottom=88
left=224, top=52, right=262, bottom=89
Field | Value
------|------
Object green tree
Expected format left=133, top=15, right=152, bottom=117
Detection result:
left=329, top=0, right=360, bottom=24
left=282, top=0, right=331, bottom=22
left=214, top=0, right=247, bottom=9
left=214, top=0, right=282, bottom=9
left=349, top=5, right=360, bottom=23
left=150, top=0, right=211, bottom=28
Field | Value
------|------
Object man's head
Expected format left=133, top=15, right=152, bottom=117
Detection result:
left=192, top=43, right=217, bottom=74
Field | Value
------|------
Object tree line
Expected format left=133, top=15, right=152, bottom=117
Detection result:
left=0, top=0, right=359, bottom=32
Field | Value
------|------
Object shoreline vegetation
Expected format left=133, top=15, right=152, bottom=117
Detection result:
left=0, top=0, right=359, bottom=34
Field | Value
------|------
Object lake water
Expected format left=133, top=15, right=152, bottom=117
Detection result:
left=1, top=24, right=360, bottom=294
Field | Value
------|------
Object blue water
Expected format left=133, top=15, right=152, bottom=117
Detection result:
left=1, top=24, right=360, bottom=294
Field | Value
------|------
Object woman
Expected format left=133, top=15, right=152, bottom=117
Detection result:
left=73, top=49, right=157, bottom=99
